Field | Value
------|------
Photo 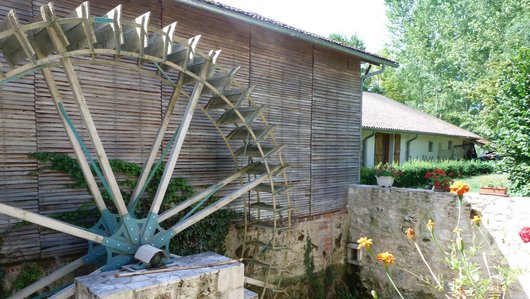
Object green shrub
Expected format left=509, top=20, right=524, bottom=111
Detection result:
left=360, top=167, right=377, bottom=185
left=361, top=160, right=495, bottom=188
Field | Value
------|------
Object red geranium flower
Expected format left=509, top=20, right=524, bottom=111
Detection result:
left=425, top=172, right=431, bottom=179
left=519, top=227, right=530, bottom=243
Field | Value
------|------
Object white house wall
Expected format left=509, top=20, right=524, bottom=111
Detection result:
left=362, top=130, right=470, bottom=167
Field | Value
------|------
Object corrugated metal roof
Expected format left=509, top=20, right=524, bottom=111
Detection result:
left=362, top=92, right=482, bottom=140
left=176, top=0, right=398, bottom=67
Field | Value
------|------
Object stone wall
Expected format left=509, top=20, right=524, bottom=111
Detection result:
left=348, top=185, right=530, bottom=298
left=224, top=210, right=350, bottom=277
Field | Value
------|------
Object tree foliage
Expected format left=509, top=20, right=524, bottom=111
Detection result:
left=493, top=48, right=530, bottom=196
left=381, top=0, right=530, bottom=136
left=328, top=33, right=366, bottom=50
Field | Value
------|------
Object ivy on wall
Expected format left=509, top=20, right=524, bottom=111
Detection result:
left=25, top=152, right=237, bottom=255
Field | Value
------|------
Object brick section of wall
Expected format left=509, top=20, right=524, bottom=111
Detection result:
left=224, top=209, right=350, bottom=278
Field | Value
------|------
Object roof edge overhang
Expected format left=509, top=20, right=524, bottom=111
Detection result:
left=362, top=126, right=483, bottom=141
left=176, top=0, right=399, bottom=68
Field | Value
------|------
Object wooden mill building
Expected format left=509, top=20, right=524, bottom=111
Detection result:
left=0, top=0, right=397, bottom=265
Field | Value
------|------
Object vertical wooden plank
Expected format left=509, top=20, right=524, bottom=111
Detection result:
left=311, top=46, right=361, bottom=214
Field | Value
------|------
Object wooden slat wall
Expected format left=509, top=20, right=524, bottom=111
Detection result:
left=311, top=47, right=361, bottom=214
left=249, top=26, right=313, bottom=216
left=0, top=1, right=40, bottom=264
left=0, top=0, right=363, bottom=264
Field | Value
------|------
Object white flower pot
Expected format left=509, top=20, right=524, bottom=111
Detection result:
left=376, top=176, right=394, bottom=188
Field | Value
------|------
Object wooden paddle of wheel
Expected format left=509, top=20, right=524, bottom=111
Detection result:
left=0, top=2, right=294, bottom=298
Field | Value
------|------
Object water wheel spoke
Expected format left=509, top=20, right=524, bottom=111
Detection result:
left=166, top=172, right=272, bottom=237
left=128, top=67, right=187, bottom=211
left=40, top=3, right=131, bottom=218
left=157, top=164, right=255, bottom=223
left=0, top=202, right=105, bottom=244
left=148, top=50, right=221, bottom=216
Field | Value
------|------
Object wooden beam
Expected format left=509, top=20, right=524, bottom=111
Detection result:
left=168, top=172, right=269, bottom=235
left=26, top=8, right=109, bottom=215
left=63, top=2, right=97, bottom=52
left=122, top=12, right=150, bottom=55
left=129, top=74, right=186, bottom=210
left=0, top=203, right=104, bottom=244
left=5, top=10, right=36, bottom=66
left=157, top=166, right=251, bottom=222
left=7, top=257, right=85, bottom=299
left=148, top=50, right=221, bottom=215
left=41, top=4, right=129, bottom=216
left=162, top=22, right=177, bottom=62
left=145, top=22, right=176, bottom=61
left=93, top=5, right=123, bottom=51
left=40, top=67, right=109, bottom=213
left=48, top=284, right=75, bottom=299
left=0, top=48, right=189, bottom=85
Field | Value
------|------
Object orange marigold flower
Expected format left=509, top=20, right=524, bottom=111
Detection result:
left=450, top=181, right=470, bottom=196
left=357, top=237, right=373, bottom=249
left=376, top=252, right=395, bottom=265
left=405, top=228, right=416, bottom=240
left=426, top=219, right=435, bottom=232
left=471, top=215, right=481, bottom=226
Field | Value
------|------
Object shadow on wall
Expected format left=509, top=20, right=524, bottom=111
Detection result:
left=348, top=185, right=530, bottom=298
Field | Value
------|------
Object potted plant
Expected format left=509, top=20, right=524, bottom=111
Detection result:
left=424, top=169, right=454, bottom=192
left=479, top=184, right=508, bottom=197
left=374, top=163, right=401, bottom=188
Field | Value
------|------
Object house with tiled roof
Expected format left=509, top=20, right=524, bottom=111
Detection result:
left=361, top=92, right=484, bottom=167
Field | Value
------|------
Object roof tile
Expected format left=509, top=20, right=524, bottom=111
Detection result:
left=362, top=92, right=482, bottom=140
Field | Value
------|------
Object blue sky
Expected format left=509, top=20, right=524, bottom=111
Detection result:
left=216, top=0, right=390, bottom=53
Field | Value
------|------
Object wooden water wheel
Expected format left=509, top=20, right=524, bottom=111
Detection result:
left=0, top=2, right=294, bottom=298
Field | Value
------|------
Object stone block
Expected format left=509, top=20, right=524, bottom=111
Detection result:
left=75, top=252, right=244, bottom=299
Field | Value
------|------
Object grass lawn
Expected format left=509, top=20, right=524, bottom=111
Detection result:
left=460, top=173, right=509, bottom=193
